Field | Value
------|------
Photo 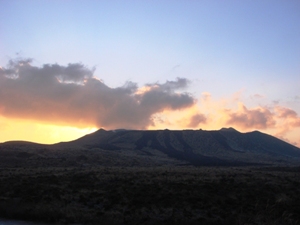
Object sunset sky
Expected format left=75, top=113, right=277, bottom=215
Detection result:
left=1, top=0, right=300, bottom=146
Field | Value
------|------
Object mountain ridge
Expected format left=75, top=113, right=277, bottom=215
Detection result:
left=60, top=127, right=300, bottom=165
left=1, top=128, right=299, bottom=167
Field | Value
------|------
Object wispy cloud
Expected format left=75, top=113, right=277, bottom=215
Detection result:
left=251, top=94, right=264, bottom=99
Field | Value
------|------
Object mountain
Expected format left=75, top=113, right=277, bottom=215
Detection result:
left=1, top=128, right=300, bottom=167
left=60, top=127, right=300, bottom=166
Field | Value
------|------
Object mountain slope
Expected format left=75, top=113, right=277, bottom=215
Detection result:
left=1, top=128, right=299, bottom=167
left=61, top=128, right=300, bottom=166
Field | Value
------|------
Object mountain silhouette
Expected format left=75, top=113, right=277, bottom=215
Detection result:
left=1, top=128, right=299, bottom=167
left=59, top=127, right=300, bottom=166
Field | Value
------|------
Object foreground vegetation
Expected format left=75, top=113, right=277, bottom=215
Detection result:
left=0, top=165, right=299, bottom=225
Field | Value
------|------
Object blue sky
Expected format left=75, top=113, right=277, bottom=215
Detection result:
left=0, top=0, right=300, bottom=145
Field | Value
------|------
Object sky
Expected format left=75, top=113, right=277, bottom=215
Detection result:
left=0, top=0, right=300, bottom=146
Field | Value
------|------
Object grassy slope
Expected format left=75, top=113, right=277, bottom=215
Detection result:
left=0, top=166, right=300, bottom=225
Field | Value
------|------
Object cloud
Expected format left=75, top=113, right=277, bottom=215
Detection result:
left=226, top=104, right=276, bottom=129
left=139, top=88, right=193, bottom=111
left=147, top=90, right=300, bottom=147
left=272, top=106, right=300, bottom=140
left=199, top=92, right=300, bottom=132
left=251, top=94, right=264, bottom=99
left=187, top=113, right=207, bottom=127
left=275, top=106, right=298, bottom=119
left=291, top=120, right=300, bottom=127
left=274, top=106, right=300, bottom=128
left=0, top=58, right=195, bottom=129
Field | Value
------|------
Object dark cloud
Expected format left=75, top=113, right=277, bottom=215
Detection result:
left=0, top=58, right=195, bottom=129
left=226, top=104, right=275, bottom=129
left=187, top=113, right=207, bottom=127
left=145, top=77, right=190, bottom=93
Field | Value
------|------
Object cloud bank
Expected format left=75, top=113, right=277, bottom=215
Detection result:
left=0, top=58, right=195, bottom=129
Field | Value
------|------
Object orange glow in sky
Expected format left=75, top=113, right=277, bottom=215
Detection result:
left=0, top=116, right=97, bottom=144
